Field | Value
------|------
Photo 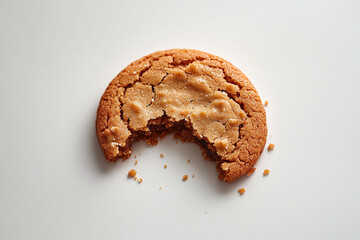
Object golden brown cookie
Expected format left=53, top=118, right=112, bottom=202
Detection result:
left=96, top=49, right=267, bottom=182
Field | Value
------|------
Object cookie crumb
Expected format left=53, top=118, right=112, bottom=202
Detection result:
left=147, top=137, right=159, bottom=145
left=176, top=141, right=179, bottom=144
left=134, top=176, right=137, bottom=181
left=164, top=164, right=167, bottom=169
left=134, top=155, right=137, bottom=159
left=238, top=188, right=246, bottom=195
left=159, top=187, right=162, bottom=190
left=192, top=174, right=195, bottom=178
left=128, top=169, right=137, bottom=178
left=246, top=167, right=256, bottom=176
left=137, top=178, right=143, bottom=183
left=263, top=169, right=270, bottom=176
left=268, top=143, right=275, bottom=150
left=135, top=160, right=138, bottom=166
left=264, top=100, right=269, bottom=106
left=160, top=153, right=165, bottom=158
left=183, top=175, right=188, bottom=181
left=187, top=159, right=191, bottom=163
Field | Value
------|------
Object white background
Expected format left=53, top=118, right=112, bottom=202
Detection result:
left=1, top=0, right=360, bottom=239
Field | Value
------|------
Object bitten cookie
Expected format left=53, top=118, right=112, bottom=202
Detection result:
left=96, top=49, right=267, bottom=182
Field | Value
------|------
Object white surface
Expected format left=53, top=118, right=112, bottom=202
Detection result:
left=1, top=0, right=360, bottom=239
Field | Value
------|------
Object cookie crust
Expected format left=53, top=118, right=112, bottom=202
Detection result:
left=96, top=49, right=267, bottom=182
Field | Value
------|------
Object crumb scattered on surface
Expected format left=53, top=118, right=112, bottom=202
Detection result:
left=163, top=164, right=167, bottom=169
left=187, top=159, right=191, bottom=163
left=160, top=153, right=165, bottom=158
left=246, top=167, right=256, bottom=176
left=137, top=178, right=143, bottom=183
left=238, top=188, right=246, bottom=195
left=268, top=143, right=275, bottom=150
left=159, top=187, right=162, bottom=190
left=201, top=149, right=211, bottom=161
left=134, top=176, right=137, bottom=181
left=135, top=160, right=138, bottom=166
left=147, top=137, right=158, bottom=145
left=192, top=174, right=195, bottom=178
left=134, top=155, right=137, bottom=159
left=263, top=169, right=270, bottom=176
left=183, top=175, right=188, bottom=181
left=176, top=141, right=179, bottom=144
left=128, top=169, right=137, bottom=178
left=264, top=100, right=269, bottom=106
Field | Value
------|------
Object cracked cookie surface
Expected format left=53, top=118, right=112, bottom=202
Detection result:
left=96, top=49, right=267, bottom=182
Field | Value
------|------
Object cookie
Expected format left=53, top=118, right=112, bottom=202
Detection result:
left=96, top=49, right=267, bottom=182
